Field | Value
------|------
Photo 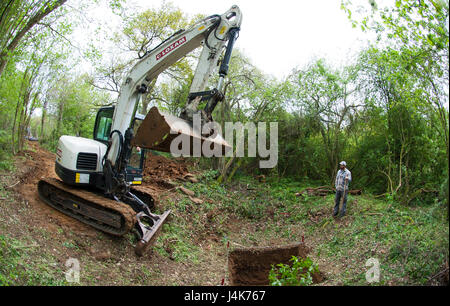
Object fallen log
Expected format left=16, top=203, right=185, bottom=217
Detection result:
left=184, top=173, right=199, bottom=183
left=296, top=187, right=362, bottom=197
left=348, top=189, right=362, bottom=195
left=178, top=186, right=195, bottom=197
left=188, top=196, right=203, bottom=204
left=296, top=186, right=334, bottom=197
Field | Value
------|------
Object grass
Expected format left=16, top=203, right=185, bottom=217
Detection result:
left=172, top=172, right=448, bottom=285
left=0, top=160, right=448, bottom=285
left=223, top=175, right=449, bottom=285
left=0, top=234, right=68, bottom=285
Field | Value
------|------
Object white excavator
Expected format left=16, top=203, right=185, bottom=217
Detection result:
left=37, top=5, right=242, bottom=256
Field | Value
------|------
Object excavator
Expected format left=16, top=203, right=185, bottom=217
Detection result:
left=37, top=5, right=242, bottom=256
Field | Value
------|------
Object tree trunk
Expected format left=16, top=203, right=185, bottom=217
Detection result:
left=11, top=69, right=29, bottom=154
left=56, top=99, right=64, bottom=136
left=17, top=90, right=31, bottom=152
left=40, top=99, right=48, bottom=139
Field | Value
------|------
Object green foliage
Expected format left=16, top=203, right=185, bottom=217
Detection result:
left=285, top=58, right=362, bottom=183
left=0, top=130, right=13, bottom=170
left=0, top=235, right=21, bottom=285
left=38, top=74, right=106, bottom=151
left=269, top=256, right=319, bottom=286
left=119, top=2, right=189, bottom=55
left=236, top=198, right=266, bottom=220
left=0, top=0, right=68, bottom=77
left=164, top=170, right=447, bottom=285
left=342, top=2, right=449, bottom=201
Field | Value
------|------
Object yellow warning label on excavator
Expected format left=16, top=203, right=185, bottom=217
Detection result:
left=75, top=173, right=89, bottom=184
left=219, top=26, right=227, bottom=35
left=198, top=25, right=205, bottom=31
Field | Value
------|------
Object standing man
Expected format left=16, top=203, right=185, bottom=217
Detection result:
left=333, top=161, right=352, bottom=217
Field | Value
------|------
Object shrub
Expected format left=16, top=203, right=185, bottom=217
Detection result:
left=268, top=256, right=318, bottom=286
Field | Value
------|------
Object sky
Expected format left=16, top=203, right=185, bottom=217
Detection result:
left=124, top=0, right=375, bottom=80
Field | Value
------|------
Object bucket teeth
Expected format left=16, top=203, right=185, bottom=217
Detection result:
left=132, top=106, right=231, bottom=156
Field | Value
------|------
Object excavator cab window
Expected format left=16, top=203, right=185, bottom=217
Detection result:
left=128, top=116, right=145, bottom=171
left=93, top=107, right=114, bottom=145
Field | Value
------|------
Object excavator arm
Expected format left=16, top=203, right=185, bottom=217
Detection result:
left=106, top=6, right=242, bottom=171
left=99, top=6, right=242, bottom=255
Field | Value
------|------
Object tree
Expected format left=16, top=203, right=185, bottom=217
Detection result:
left=356, top=46, right=446, bottom=202
left=289, top=59, right=362, bottom=182
left=0, top=0, right=68, bottom=77
left=342, top=0, right=449, bottom=206
left=39, top=74, right=106, bottom=150
left=211, top=50, right=284, bottom=182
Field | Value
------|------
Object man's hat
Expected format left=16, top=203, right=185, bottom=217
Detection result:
left=339, top=161, right=347, bottom=166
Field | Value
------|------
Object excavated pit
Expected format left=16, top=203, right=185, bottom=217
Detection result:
left=228, top=242, right=324, bottom=286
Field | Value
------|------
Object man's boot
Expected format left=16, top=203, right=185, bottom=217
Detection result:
left=332, top=207, right=339, bottom=217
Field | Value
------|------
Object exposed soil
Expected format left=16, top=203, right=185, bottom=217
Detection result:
left=142, top=152, right=190, bottom=188
left=10, top=143, right=192, bottom=237
left=1, top=141, right=216, bottom=285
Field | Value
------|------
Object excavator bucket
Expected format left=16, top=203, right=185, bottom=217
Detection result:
left=132, top=106, right=231, bottom=156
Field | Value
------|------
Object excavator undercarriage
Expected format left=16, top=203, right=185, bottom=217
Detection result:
left=38, top=178, right=136, bottom=236
left=38, top=177, right=170, bottom=256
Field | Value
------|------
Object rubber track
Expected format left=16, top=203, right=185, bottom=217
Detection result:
left=38, top=177, right=136, bottom=236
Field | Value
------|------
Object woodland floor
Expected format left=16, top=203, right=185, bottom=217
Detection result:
left=0, top=141, right=448, bottom=286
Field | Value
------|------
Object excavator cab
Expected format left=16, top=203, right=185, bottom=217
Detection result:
left=93, top=106, right=114, bottom=144
left=94, top=106, right=145, bottom=185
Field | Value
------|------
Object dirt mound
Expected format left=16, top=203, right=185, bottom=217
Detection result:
left=142, top=152, right=190, bottom=186
left=16, top=142, right=56, bottom=184
left=228, top=242, right=323, bottom=286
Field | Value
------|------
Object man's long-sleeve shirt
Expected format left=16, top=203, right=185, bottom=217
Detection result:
left=335, top=168, right=351, bottom=191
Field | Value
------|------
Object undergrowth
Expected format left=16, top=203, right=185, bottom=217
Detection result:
left=269, top=256, right=319, bottom=286
left=0, top=234, right=67, bottom=285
